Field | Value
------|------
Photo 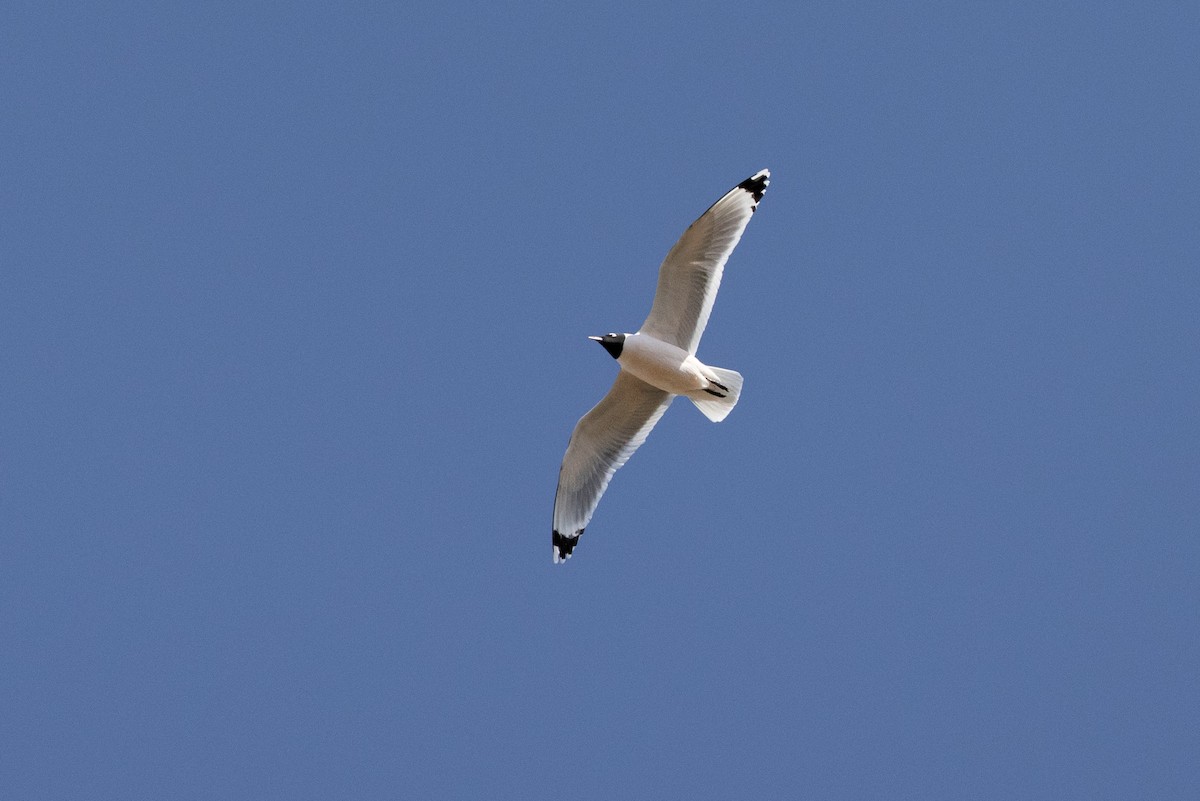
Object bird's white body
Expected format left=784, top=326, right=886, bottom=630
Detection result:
left=617, top=333, right=713, bottom=395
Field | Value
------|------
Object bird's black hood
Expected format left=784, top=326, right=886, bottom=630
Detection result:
left=590, top=333, right=625, bottom=359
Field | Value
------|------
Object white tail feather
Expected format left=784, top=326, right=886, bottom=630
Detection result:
left=687, top=367, right=742, bottom=422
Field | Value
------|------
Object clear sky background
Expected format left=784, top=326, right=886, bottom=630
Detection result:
left=3, top=2, right=1198, bottom=798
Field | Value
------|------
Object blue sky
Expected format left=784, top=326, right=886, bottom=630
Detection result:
left=3, top=2, right=1198, bottom=798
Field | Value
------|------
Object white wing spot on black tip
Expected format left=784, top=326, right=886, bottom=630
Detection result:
left=737, top=171, right=770, bottom=209
left=552, top=528, right=583, bottom=561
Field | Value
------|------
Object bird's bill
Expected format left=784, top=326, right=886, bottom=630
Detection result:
left=588, top=335, right=603, bottom=342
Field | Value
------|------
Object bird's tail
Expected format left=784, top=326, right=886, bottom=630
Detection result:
left=687, top=367, right=743, bottom=422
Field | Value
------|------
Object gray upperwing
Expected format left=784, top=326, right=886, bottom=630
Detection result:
left=552, top=371, right=673, bottom=562
left=638, top=170, right=769, bottom=354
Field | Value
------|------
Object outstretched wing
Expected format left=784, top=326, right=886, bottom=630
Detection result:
left=638, top=169, right=769, bottom=354
left=552, top=371, right=673, bottom=563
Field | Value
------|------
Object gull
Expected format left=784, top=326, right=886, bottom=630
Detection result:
left=552, top=169, right=770, bottom=563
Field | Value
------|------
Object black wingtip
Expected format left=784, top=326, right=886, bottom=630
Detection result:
left=552, top=528, right=583, bottom=563
left=737, top=169, right=770, bottom=209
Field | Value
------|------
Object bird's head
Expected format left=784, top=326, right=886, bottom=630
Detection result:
left=588, top=333, right=626, bottom=360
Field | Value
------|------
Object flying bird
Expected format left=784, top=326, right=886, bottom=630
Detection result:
left=552, top=169, right=770, bottom=563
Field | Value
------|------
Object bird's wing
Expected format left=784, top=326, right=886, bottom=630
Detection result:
left=552, top=371, right=673, bottom=562
left=638, top=169, right=769, bottom=354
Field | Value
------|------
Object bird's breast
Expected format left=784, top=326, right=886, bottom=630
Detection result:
left=618, top=334, right=708, bottom=394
